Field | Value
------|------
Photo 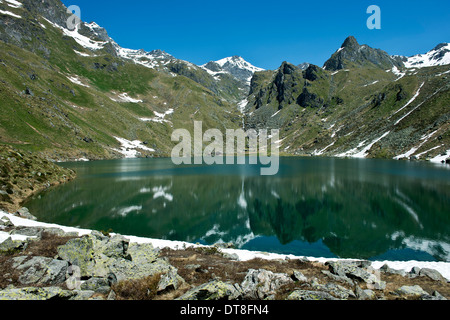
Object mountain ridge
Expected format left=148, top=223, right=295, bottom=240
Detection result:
left=0, top=0, right=449, bottom=164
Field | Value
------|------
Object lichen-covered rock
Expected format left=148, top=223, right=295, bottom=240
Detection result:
left=292, top=270, right=308, bottom=283
left=96, top=234, right=130, bottom=260
left=157, top=267, right=184, bottom=293
left=240, top=269, right=293, bottom=300
left=0, top=287, right=76, bottom=300
left=287, top=290, right=338, bottom=301
left=309, top=278, right=355, bottom=299
left=325, top=260, right=380, bottom=285
left=127, top=242, right=160, bottom=264
left=57, top=236, right=94, bottom=277
left=355, top=286, right=377, bottom=300
left=177, top=280, right=242, bottom=300
left=0, top=237, right=27, bottom=254
left=80, top=277, right=111, bottom=294
left=395, top=285, right=429, bottom=297
left=15, top=256, right=68, bottom=286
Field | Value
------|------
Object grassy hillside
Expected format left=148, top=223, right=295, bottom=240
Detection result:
left=245, top=61, right=450, bottom=160
left=0, top=12, right=241, bottom=160
left=0, top=144, right=76, bottom=212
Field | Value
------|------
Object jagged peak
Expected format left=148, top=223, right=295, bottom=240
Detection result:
left=341, top=36, right=360, bottom=49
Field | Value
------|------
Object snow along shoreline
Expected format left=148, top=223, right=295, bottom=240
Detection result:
left=1, top=210, right=449, bottom=281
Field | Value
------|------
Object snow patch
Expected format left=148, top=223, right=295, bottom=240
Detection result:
left=110, top=92, right=143, bottom=103
left=313, top=141, right=335, bottom=156
left=67, top=75, right=90, bottom=87
left=392, top=82, right=424, bottom=116
left=337, top=132, right=390, bottom=158
left=62, top=24, right=107, bottom=50
left=394, top=130, right=437, bottom=160
left=405, top=43, right=450, bottom=69
left=0, top=9, right=21, bottom=18
left=429, top=150, right=450, bottom=164
left=237, top=99, right=248, bottom=113
left=112, top=136, right=155, bottom=158
left=363, top=80, right=379, bottom=87
left=140, top=109, right=174, bottom=124
left=152, top=186, right=174, bottom=202
left=116, top=206, right=142, bottom=217
left=3, top=0, right=22, bottom=8
left=389, top=66, right=406, bottom=81
left=74, top=50, right=97, bottom=57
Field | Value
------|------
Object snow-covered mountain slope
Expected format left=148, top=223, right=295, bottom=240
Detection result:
left=201, top=56, right=264, bottom=85
left=403, top=43, right=450, bottom=68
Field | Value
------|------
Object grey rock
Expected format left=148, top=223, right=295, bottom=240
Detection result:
left=240, top=269, right=293, bottom=300
left=11, top=255, right=29, bottom=268
left=57, top=236, right=94, bottom=277
left=10, top=226, right=44, bottom=238
left=287, top=290, right=338, bottom=300
left=80, top=277, right=111, bottom=294
left=0, top=216, right=14, bottom=228
left=185, top=264, right=201, bottom=271
left=90, top=230, right=109, bottom=241
left=176, top=280, right=242, bottom=301
left=157, top=267, right=184, bottom=293
left=0, top=237, right=27, bottom=254
left=24, top=87, right=34, bottom=96
left=222, top=252, right=239, bottom=260
left=42, top=227, right=70, bottom=237
left=395, top=285, right=429, bottom=297
left=107, top=290, right=117, bottom=300
left=15, top=256, right=68, bottom=286
left=326, top=260, right=378, bottom=284
left=321, top=270, right=354, bottom=286
left=91, top=242, right=168, bottom=282
left=69, top=290, right=96, bottom=300
left=409, top=266, right=421, bottom=278
left=379, top=264, right=406, bottom=277
left=355, top=286, right=377, bottom=300
left=309, top=279, right=355, bottom=299
left=0, top=287, right=75, bottom=301
left=101, top=234, right=130, bottom=259
left=430, top=291, right=447, bottom=300
left=418, top=268, right=446, bottom=282
left=14, top=208, right=37, bottom=221
left=292, top=270, right=308, bottom=283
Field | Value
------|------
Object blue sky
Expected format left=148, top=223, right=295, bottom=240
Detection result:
left=61, top=0, right=450, bottom=70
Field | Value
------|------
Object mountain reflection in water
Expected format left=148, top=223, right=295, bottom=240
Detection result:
left=25, top=157, right=450, bottom=262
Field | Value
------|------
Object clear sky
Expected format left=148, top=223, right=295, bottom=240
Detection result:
left=61, top=0, right=450, bottom=70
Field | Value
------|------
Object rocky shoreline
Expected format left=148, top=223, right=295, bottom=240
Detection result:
left=0, top=210, right=448, bottom=301
left=0, top=145, right=76, bottom=213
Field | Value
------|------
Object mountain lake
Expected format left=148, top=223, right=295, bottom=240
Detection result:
left=24, top=157, right=450, bottom=262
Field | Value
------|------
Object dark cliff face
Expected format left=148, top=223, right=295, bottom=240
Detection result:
left=249, top=62, right=329, bottom=111
left=323, top=36, right=404, bottom=71
left=22, top=0, right=70, bottom=27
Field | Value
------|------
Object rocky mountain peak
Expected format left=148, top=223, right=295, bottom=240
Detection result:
left=323, top=36, right=404, bottom=71
left=341, top=36, right=359, bottom=49
left=404, top=42, right=450, bottom=68
left=201, top=56, right=264, bottom=85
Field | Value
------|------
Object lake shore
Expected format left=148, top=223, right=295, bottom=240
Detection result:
left=1, top=209, right=449, bottom=301
left=1, top=147, right=449, bottom=300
